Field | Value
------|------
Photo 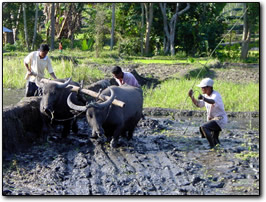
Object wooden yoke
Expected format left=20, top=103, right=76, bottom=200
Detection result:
left=39, top=78, right=125, bottom=108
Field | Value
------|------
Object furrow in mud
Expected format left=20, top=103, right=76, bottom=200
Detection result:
left=3, top=116, right=259, bottom=195
left=89, top=143, right=122, bottom=195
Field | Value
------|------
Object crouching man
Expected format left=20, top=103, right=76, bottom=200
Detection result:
left=188, top=78, right=227, bottom=148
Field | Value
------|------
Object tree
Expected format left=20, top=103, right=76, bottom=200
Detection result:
left=110, top=3, right=115, bottom=50
left=240, top=3, right=259, bottom=60
left=50, top=3, right=55, bottom=50
left=31, top=3, right=38, bottom=50
left=140, top=3, right=144, bottom=56
left=95, top=4, right=107, bottom=57
left=160, top=3, right=190, bottom=56
left=22, top=3, right=30, bottom=51
left=12, top=4, right=22, bottom=44
left=144, top=3, right=153, bottom=55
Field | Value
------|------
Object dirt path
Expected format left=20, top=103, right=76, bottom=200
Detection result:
left=3, top=115, right=259, bottom=195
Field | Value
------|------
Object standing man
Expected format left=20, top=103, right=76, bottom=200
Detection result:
left=188, top=78, right=227, bottom=148
left=111, top=66, right=140, bottom=88
left=24, top=44, right=57, bottom=97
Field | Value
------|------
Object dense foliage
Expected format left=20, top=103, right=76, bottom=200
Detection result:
left=3, top=2, right=259, bottom=61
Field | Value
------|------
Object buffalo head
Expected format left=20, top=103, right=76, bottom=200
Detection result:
left=67, top=87, right=115, bottom=139
left=37, top=77, right=72, bottom=116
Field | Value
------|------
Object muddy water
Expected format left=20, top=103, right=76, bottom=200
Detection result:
left=3, top=115, right=259, bottom=195
left=3, top=88, right=25, bottom=107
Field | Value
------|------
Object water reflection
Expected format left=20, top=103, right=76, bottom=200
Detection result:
left=3, top=88, right=25, bottom=107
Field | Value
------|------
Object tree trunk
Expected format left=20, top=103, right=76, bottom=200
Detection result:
left=50, top=3, right=55, bottom=50
left=43, top=3, right=51, bottom=43
left=144, top=3, right=153, bottom=55
left=31, top=3, right=39, bottom=51
left=13, top=5, right=22, bottom=44
left=160, top=3, right=190, bottom=56
left=159, top=3, right=171, bottom=54
left=22, top=3, right=30, bottom=51
left=140, top=3, right=144, bottom=56
left=240, top=3, right=250, bottom=60
left=110, top=3, right=115, bottom=51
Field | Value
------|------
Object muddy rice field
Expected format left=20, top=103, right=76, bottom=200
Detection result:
left=3, top=112, right=259, bottom=195
left=2, top=62, right=260, bottom=195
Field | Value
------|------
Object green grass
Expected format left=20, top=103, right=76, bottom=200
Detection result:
left=132, top=57, right=214, bottom=65
left=3, top=56, right=26, bottom=89
left=3, top=54, right=105, bottom=89
left=143, top=79, right=259, bottom=112
left=3, top=50, right=259, bottom=112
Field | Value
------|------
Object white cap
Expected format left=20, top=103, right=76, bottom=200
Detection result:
left=197, top=78, right=214, bottom=87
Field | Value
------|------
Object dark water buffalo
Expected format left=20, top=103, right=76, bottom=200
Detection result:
left=36, top=78, right=86, bottom=138
left=85, top=79, right=111, bottom=92
left=83, top=79, right=111, bottom=103
left=67, top=85, right=143, bottom=148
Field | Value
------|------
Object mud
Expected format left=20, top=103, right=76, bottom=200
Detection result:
left=3, top=114, right=259, bottom=195
left=2, top=62, right=259, bottom=195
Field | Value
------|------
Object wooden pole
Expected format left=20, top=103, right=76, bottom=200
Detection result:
left=40, top=78, right=125, bottom=108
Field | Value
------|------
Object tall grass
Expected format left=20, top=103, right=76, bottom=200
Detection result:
left=143, top=79, right=259, bottom=112
left=3, top=56, right=105, bottom=89
left=3, top=56, right=26, bottom=89
left=48, top=59, right=104, bottom=83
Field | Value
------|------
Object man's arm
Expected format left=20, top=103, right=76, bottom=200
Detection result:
left=24, top=62, right=37, bottom=77
left=50, top=72, right=57, bottom=80
left=198, top=94, right=215, bottom=104
left=188, top=89, right=200, bottom=107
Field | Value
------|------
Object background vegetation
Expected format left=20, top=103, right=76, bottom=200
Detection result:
left=2, top=3, right=259, bottom=112
left=3, top=3, right=259, bottom=60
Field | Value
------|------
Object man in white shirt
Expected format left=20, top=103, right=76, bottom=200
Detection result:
left=111, top=66, right=140, bottom=88
left=24, top=44, right=57, bottom=97
left=188, top=78, right=227, bottom=148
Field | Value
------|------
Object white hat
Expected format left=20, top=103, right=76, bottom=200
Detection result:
left=197, top=78, right=214, bottom=87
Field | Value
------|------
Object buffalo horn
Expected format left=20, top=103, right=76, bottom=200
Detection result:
left=67, top=93, right=87, bottom=111
left=94, top=88, right=115, bottom=109
left=57, top=77, right=72, bottom=89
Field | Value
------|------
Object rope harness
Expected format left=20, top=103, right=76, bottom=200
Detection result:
left=46, top=109, right=86, bottom=124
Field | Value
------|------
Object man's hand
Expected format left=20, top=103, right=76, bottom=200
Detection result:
left=29, top=71, right=37, bottom=76
left=188, top=89, right=193, bottom=97
left=198, top=94, right=204, bottom=100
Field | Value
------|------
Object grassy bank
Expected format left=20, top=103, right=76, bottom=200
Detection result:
left=3, top=50, right=259, bottom=112
left=143, top=79, right=259, bottom=112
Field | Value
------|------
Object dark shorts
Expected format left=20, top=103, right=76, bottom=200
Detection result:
left=201, top=120, right=222, bottom=132
left=200, top=120, right=222, bottom=138
left=25, top=81, right=42, bottom=97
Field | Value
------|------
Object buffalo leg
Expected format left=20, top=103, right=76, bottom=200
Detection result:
left=127, top=127, right=135, bottom=140
left=72, top=119, right=78, bottom=134
left=62, top=121, right=71, bottom=138
left=110, top=126, right=123, bottom=148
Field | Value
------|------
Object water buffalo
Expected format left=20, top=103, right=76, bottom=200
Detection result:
left=85, top=79, right=111, bottom=92
left=67, top=85, right=143, bottom=148
left=36, top=78, right=86, bottom=138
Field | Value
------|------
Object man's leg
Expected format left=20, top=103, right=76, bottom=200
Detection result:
left=25, top=81, right=39, bottom=97
left=200, top=120, right=221, bottom=148
left=25, top=81, right=34, bottom=97
left=200, top=126, right=215, bottom=148
left=213, top=130, right=221, bottom=145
